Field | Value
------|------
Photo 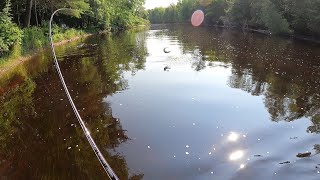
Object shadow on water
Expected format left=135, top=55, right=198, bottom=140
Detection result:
left=0, top=30, right=147, bottom=179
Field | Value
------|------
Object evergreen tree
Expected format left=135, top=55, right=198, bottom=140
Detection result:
left=0, top=0, right=23, bottom=55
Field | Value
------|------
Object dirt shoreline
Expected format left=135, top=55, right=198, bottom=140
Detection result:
left=0, top=33, right=93, bottom=78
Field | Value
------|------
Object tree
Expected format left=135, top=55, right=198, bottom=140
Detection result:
left=0, top=0, right=23, bottom=55
left=24, top=0, right=33, bottom=27
left=205, top=0, right=228, bottom=25
left=178, top=0, right=199, bottom=22
left=228, top=0, right=251, bottom=28
left=260, top=1, right=290, bottom=34
left=251, top=0, right=290, bottom=34
left=308, top=0, right=320, bottom=37
left=149, top=7, right=166, bottom=23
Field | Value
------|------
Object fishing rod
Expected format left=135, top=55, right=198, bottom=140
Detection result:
left=49, top=8, right=119, bottom=180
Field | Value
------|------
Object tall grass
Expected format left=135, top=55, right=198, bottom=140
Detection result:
left=0, top=24, right=89, bottom=65
left=52, top=27, right=85, bottom=42
left=0, top=44, right=21, bottom=65
left=22, top=27, right=48, bottom=54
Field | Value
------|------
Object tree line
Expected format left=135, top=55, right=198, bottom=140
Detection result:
left=0, top=0, right=147, bottom=57
left=0, top=0, right=147, bottom=29
left=148, top=0, right=320, bottom=37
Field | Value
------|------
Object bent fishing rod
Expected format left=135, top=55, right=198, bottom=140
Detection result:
left=49, top=8, right=119, bottom=180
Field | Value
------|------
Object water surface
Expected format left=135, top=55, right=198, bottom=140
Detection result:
left=1, top=25, right=320, bottom=180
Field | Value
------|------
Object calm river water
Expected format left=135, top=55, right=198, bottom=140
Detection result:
left=1, top=25, right=320, bottom=180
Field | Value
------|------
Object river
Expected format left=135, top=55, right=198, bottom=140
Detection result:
left=1, top=25, right=320, bottom=180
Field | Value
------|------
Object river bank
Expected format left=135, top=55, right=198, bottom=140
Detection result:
left=0, top=33, right=93, bottom=78
left=0, top=24, right=150, bottom=79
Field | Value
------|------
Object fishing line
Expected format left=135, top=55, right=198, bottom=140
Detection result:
left=49, top=8, right=119, bottom=180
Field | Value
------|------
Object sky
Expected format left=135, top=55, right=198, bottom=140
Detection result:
left=144, top=0, right=178, bottom=9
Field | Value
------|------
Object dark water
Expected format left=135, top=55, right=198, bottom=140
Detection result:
left=1, top=25, right=320, bottom=180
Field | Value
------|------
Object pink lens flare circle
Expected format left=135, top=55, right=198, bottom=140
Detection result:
left=191, top=10, right=204, bottom=27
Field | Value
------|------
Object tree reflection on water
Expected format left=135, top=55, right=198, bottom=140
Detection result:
left=0, top=30, right=147, bottom=179
left=1, top=25, right=320, bottom=179
left=154, top=25, right=320, bottom=131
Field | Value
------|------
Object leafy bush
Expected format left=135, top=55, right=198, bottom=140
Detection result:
left=0, top=1, right=23, bottom=55
left=22, top=25, right=84, bottom=53
left=308, top=0, right=320, bottom=37
left=21, top=27, right=48, bottom=53
left=52, top=26, right=84, bottom=42
left=259, top=0, right=291, bottom=34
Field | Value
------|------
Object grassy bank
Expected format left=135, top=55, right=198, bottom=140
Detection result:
left=1, top=25, right=89, bottom=62
left=0, top=0, right=149, bottom=78
left=0, top=24, right=151, bottom=77
left=0, top=25, right=93, bottom=76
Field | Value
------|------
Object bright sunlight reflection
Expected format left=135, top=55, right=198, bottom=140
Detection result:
left=228, top=132, right=239, bottom=142
left=229, top=150, right=244, bottom=161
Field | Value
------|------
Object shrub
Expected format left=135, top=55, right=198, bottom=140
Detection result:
left=0, top=0, right=23, bottom=56
left=21, top=27, right=48, bottom=54
left=260, top=1, right=291, bottom=34
left=52, top=26, right=84, bottom=42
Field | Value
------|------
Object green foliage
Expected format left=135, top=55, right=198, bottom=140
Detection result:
left=0, top=0, right=23, bottom=55
left=0, top=0, right=12, bottom=23
left=7, top=0, right=147, bottom=30
left=149, top=7, right=166, bottom=23
left=0, top=78, right=36, bottom=146
left=0, top=30, right=148, bottom=178
left=259, top=1, right=290, bottom=34
left=249, top=0, right=290, bottom=34
left=1, top=23, right=86, bottom=62
left=149, top=0, right=199, bottom=24
left=205, top=0, right=227, bottom=24
left=228, top=0, right=251, bottom=27
left=51, top=24, right=84, bottom=42
left=308, top=0, right=320, bottom=36
left=109, top=0, right=147, bottom=28
left=84, top=0, right=148, bottom=30
left=284, top=0, right=310, bottom=34
left=178, top=0, right=199, bottom=22
left=60, top=1, right=90, bottom=18
left=22, top=27, right=48, bottom=53
left=21, top=24, right=85, bottom=54
left=148, top=0, right=319, bottom=36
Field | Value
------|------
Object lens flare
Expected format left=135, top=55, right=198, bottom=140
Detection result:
left=229, top=150, right=244, bottom=161
left=228, top=132, right=239, bottom=142
left=191, top=10, right=205, bottom=27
